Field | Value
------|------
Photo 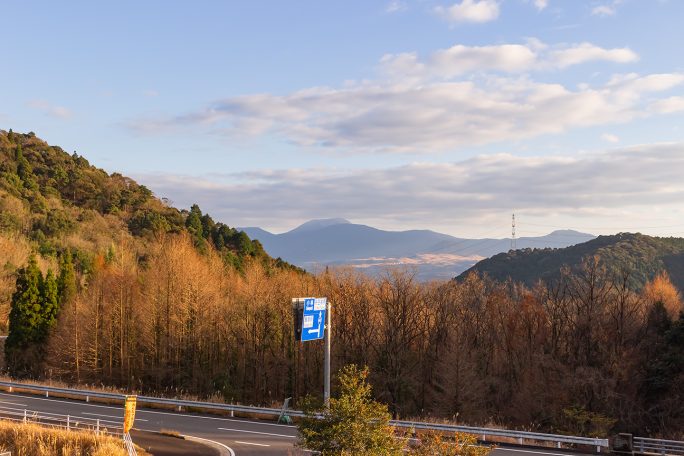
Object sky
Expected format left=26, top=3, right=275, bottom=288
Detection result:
left=1, top=0, right=684, bottom=239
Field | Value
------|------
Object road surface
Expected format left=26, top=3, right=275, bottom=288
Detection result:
left=0, top=390, right=596, bottom=456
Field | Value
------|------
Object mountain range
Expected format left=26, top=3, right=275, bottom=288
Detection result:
left=241, top=219, right=595, bottom=280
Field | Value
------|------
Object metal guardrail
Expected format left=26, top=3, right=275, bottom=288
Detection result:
left=634, top=437, right=684, bottom=455
left=393, top=419, right=609, bottom=451
left=0, top=403, right=124, bottom=436
left=0, top=380, right=613, bottom=452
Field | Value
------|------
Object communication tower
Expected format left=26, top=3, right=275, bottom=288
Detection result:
left=511, top=213, right=516, bottom=250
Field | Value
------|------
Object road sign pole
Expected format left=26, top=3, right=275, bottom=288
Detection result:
left=324, top=300, right=331, bottom=406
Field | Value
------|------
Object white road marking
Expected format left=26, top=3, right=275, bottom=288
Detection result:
left=82, top=411, right=148, bottom=422
left=183, top=435, right=236, bottom=456
left=218, top=427, right=296, bottom=438
left=0, top=400, right=28, bottom=407
left=207, top=416, right=295, bottom=428
left=235, top=440, right=271, bottom=447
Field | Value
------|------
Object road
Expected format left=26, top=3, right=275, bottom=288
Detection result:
left=0, top=390, right=595, bottom=456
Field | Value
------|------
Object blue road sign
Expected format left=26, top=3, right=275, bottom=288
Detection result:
left=301, top=297, right=327, bottom=342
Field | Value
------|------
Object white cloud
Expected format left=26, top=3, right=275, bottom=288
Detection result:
left=650, top=96, right=684, bottom=114
left=379, top=40, right=638, bottom=80
left=601, top=133, right=620, bottom=143
left=435, top=0, right=500, bottom=24
left=548, top=42, right=638, bottom=68
left=27, top=100, right=71, bottom=119
left=130, top=39, right=681, bottom=155
left=138, top=143, right=684, bottom=234
left=592, top=5, right=616, bottom=16
left=534, top=0, right=548, bottom=10
left=592, top=0, right=623, bottom=17
left=386, top=0, right=407, bottom=13
left=136, top=69, right=680, bottom=153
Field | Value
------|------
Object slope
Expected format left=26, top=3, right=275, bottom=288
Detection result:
left=458, top=232, right=684, bottom=291
left=0, top=129, right=296, bottom=329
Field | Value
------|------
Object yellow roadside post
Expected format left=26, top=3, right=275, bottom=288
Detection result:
left=123, top=395, right=137, bottom=434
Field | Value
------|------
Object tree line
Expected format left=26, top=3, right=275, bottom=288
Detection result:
left=4, top=233, right=684, bottom=439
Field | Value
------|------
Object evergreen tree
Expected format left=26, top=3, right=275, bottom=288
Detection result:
left=185, top=204, right=204, bottom=238
left=40, top=269, right=60, bottom=338
left=57, top=250, right=77, bottom=305
left=298, top=365, right=404, bottom=456
left=5, top=256, right=43, bottom=377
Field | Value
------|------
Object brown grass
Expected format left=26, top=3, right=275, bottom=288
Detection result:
left=158, top=428, right=182, bottom=438
left=0, top=419, right=146, bottom=456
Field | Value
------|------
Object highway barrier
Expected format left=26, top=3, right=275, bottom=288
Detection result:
left=634, top=437, right=684, bottom=455
left=1, top=380, right=682, bottom=454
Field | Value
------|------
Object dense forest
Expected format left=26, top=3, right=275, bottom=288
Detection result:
left=459, top=232, right=684, bottom=291
left=0, top=130, right=683, bottom=440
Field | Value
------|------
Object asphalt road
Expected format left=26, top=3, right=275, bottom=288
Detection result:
left=0, top=390, right=596, bottom=456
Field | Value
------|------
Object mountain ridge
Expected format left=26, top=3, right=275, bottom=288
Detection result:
left=457, top=232, right=684, bottom=291
left=241, top=220, right=595, bottom=280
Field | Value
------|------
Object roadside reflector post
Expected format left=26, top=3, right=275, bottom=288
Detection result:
left=23, top=409, right=27, bottom=423
left=67, top=415, right=70, bottom=431
left=45, top=391, right=49, bottom=398
left=96, top=419, right=100, bottom=435
left=123, top=395, right=137, bottom=434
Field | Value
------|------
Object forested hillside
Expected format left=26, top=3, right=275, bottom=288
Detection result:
left=458, top=233, right=684, bottom=291
left=0, top=130, right=297, bottom=329
left=0, top=130, right=683, bottom=439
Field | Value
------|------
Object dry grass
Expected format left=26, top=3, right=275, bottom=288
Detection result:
left=0, top=419, right=139, bottom=456
left=158, top=428, right=182, bottom=438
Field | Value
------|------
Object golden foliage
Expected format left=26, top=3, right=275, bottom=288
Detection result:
left=643, top=271, right=682, bottom=318
left=410, top=432, right=493, bottom=456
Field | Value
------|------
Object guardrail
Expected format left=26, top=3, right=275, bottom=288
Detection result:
left=394, top=419, right=608, bottom=452
left=634, top=437, right=684, bottom=455
left=0, top=380, right=610, bottom=452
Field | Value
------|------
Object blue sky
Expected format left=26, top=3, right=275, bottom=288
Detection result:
left=2, top=0, right=684, bottom=238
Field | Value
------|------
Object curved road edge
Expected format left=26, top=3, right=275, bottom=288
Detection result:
left=183, top=434, right=236, bottom=456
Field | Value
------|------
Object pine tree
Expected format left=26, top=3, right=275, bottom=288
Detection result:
left=298, top=365, right=404, bottom=456
left=5, top=256, right=44, bottom=377
left=185, top=204, right=204, bottom=238
left=40, top=269, right=60, bottom=339
left=57, top=250, right=77, bottom=305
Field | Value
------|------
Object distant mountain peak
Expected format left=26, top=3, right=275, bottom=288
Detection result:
left=289, top=218, right=351, bottom=233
